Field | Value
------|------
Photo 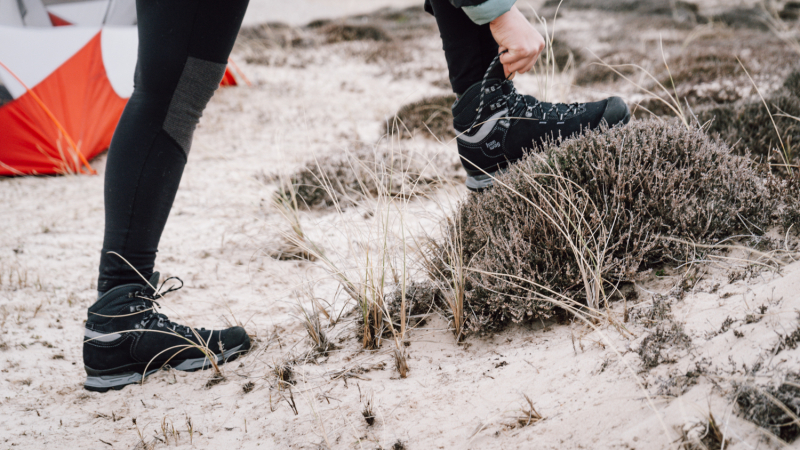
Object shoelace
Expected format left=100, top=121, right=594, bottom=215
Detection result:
left=130, top=277, right=202, bottom=336
left=469, top=52, right=585, bottom=130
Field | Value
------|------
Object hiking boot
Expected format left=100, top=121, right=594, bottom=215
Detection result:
left=83, top=272, right=250, bottom=392
left=453, top=55, right=631, bottom=191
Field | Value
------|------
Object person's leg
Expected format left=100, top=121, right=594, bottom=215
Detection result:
left=425, top=0, right=505, bottom=95
left=425, top=0, right=630, bottom=191
left=97, top=0, right=248, bottom=294
left=85, top=0, right=250, bottom=392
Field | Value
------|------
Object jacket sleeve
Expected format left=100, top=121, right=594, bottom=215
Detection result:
left=449, top=0, right=516, bottom=25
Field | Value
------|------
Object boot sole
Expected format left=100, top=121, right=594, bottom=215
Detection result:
left=465, top=172, right=497, bottom=192
left=84, top=343, right=247, bottom=392
left=465, top=167, right=509, bottom=192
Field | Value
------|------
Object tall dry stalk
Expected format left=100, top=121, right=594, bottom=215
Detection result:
left=273, top=139, right=447, bottom=377
left=588, top=36, right=690, bottom=129
left=525, top=0, right=575, bottom=103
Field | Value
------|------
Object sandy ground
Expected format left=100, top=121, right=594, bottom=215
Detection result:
left=3, top=1, right=800, bottom=449
left=243, top=0, right=423, bottom=26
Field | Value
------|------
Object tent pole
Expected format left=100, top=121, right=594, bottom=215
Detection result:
left=0, top=59, right=97, bottom=175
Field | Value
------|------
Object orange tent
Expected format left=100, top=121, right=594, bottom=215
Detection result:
left=0, top=0, right=245, bottom=176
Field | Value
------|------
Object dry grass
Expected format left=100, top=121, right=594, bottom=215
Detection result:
left=678, top=411, right=727, bottom=450
left=427, top=119, right=786, bottom=334
left=700, top=72, right=800, bottom=175
left=274, top=141, right=461, bottom=209
left=320, top=23, right=391, bottom=43
left=271, top=137, right=457, bottom=377
left=574, top=48, right=651, bottom=86
left=362, top=392, right=376, bottom=426
left=237, top=22, right=316, bottom=51
left=513, top=394, right=544, bottom=427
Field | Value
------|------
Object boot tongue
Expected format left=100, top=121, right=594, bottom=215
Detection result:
left=501, top=81, right=515, bottom=95
left=142, top=272, right=161, bottom=296
left=88, top=273, right=158, bottom=316
left=453, top=78, right=506, bottom=119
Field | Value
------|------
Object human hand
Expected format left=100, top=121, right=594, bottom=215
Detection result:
left=489, top=6, right=545, bottom=79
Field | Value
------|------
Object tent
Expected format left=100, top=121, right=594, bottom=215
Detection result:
left=0, top=0, right=136, bottom=28
left=0, top=0, right=245, bottom=176
left=0, top=26, right=134, bottom=175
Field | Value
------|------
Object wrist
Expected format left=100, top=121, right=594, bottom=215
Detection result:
left=490, top=5, right=518, bottom=27
left=463, top=0, right=516, bottom=26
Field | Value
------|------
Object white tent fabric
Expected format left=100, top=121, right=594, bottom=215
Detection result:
left=0, top=25, right=136, bottom=98
left=47, top=0, right=108, bottom=26
left=103, top=0, right=135, bottom=25
left=99, top=26, right=137, bottom=97
left=0, top=0, right=24, bottom=26
left=18, top=0, right=51, bottom=27
left=0, top=0, right=136, bottom=27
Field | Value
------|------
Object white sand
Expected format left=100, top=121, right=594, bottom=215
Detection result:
left=2, top=2, right=800, bottom=449
left=243, top=0, right=424, bottom=26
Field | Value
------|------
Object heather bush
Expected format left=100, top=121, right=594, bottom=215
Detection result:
left=321, top=23, right=391, bottom=43
left=700, top=87, right=800, bottom=173
left=427, top=119, right=784, bottom=333
left=385, top=95, right=457, bottom=141
left=735, top=376, right=800, bottom=442
left=786, top=70, right=800, bottom=98
left=695, top=71, right=800, bottom=176
left=276, top=142, right=462, bottom=209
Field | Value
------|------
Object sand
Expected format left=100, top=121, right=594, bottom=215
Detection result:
left=2, top=1, right=800, bottom=449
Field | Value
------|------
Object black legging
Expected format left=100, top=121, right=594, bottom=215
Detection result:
left=97, top=0, right=497, bottom=293
left=425, top=0, right=505, bottom=94
left=97, top=0, right=249, bottom=292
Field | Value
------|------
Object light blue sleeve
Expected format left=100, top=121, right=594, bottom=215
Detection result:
left=462, top=0, right=516, bottom=25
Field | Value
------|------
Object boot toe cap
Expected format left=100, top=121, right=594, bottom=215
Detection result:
left=602, top=96, right=631, bottom=126
left=223, top=326, right=251, bottom=354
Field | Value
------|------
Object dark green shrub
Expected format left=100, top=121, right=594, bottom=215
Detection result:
left=427, top=119, right=783, bottom=333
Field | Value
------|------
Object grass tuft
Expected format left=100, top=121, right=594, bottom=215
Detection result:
left=385, top=95, right=457, bottom=141
left=735, top=376, right=800, bottom=442
left=275, top=141, right=460, bottom=209
left=273, top=360, right=295, bottom=387
left=362, top=392, right=375, bottom=426
left=242, top=381, right=255, bottom=394
left=514, top=394, right=544, bottom=427
left=700, top=83, right=800, bottom=176
left=321, top=23, right=391, bottom=43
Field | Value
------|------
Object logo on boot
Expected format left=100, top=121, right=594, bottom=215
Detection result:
left=486, top=140, right=501, bottom=150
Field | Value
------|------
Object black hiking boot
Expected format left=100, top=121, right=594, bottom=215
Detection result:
left=453, top=54, right=631, bottom=191
left=83, top=272, right=251, bottom=392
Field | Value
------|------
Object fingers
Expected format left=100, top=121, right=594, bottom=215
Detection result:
left=498, top=33, right=546, bottom=76
left=508, top=54, right=538, bottom=75
left=500, top=49, right=540, bottom=76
